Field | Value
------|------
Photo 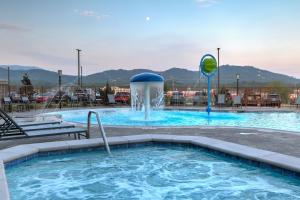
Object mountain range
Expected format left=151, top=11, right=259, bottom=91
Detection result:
left=0, top=65, right=299, bottom=87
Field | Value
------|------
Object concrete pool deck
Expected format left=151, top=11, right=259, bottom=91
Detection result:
left=2, top=125, right=300, bottom=157
left=1, top=105, right=300, bottom=158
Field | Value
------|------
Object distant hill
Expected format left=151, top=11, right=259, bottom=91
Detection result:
left=0, top=65, right=299, bottom=87
left=0, top=67, right=76, bottom=87
left=83, top=65, right=300, bottom=86
left=0, top=65, right=41, bottom=71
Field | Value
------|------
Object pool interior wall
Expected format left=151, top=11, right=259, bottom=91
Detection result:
left=5, top=141, right=300, bottom=178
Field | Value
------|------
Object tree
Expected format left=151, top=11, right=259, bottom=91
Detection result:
left=164, top=81, right=172, bottom=92
left=265, top=81, right=292, bottom=104
left=102, top=81, right=115, bottom=104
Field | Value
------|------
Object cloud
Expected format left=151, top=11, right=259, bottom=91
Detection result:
left=195, top=0, right=219, bottom=7
left=74, top=9, right=109, bottom=21
left=0, top=23, right=30, bottom=32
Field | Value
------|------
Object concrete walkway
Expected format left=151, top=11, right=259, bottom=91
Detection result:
left=1, top=125, right=300, bottom=158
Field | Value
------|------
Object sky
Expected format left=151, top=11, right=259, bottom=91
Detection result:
left=0, top=0, right=300, bottom=77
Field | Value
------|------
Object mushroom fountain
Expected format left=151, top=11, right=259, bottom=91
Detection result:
left=130, top=73, right=164, bottom=120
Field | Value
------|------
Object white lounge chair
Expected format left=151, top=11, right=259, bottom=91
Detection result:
left=233, top=95, right=242, bottom=107
left=296, top=96, right=300, bottom=108
left=108, top=94, right=116, bottom=104
left=218, top=94, right=225, bottom=106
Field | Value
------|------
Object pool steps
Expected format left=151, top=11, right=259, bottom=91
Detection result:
left=2, top=134, right=300, bottom=200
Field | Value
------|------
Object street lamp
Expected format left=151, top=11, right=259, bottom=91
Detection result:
left=257, top=72, right=262, bottom=98
left=7, top=66, right=10, bottom=97
left=80, top=66, right=83, bottom=88
left=76, top=49, right=81, bottom=87
left=236, top=73, right=240, bottom=96
left=58, top=70, right=62, bottom=109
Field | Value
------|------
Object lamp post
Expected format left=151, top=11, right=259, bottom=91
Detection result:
left=7, top=66, right=10, bottom=97
left=217, top=48, right=220, bottom=94
left=76, top=49, right=81, bottom=87
left=80, top=66, right=83, bottom=88
left=257, top=73, right=262, bottom=98
left=58, top=70, right=62, bottom=109
left=236, top=73, right=240, bottom=96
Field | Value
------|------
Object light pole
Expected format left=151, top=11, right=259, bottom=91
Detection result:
left=217, top=48, right=220, bottom=94
left=257, top=72, right=262, bottom=98
left=7, top=66, right=10, bottom=97
left=236, top=73, right=240, bottom=96
left=76, top=49, right=81, bottom=87
left=58, top=70, right=62, bottom=109
left=80, top=66, right=83, bottom=88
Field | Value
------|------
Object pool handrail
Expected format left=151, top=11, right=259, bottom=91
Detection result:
left=87, top=110, right=111, bottom=154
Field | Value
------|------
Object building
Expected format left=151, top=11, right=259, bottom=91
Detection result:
left=111, top=86, right=130, bottom=94
left=0, top=80, right=8, bottom=104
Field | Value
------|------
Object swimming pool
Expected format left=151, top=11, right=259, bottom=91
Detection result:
left=6, top=143, right=300, bottom=200
left=46, top=108, right=300, bottom=133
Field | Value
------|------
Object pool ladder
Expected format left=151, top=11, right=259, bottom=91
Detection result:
left=87, top=111, right=111, bottom=154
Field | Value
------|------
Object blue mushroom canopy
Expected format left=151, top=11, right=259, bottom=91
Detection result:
left=130, top=72, right=164, bottom=83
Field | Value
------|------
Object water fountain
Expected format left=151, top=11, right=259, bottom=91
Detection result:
left=200, top=54, right=218, bottom=115
left=130, top=73, right=164, bottom=120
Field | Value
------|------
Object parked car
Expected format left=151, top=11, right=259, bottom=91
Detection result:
left=262, top=93, right=281, bottom=107
left=74, top=89, right=89, bottom=102
left=114, top=92, right=130, bottom=104
left=193, top=91, right=207, bottom=105
left=94, top=92, right=103, bottom=104
left=35, top=92, right=54, bottom=103
left=53, top=91, right=71, bottom=103
left=170, top=91, right=185, bottom=105
left=242, top=94, right=261, bottom=106
left=10, top=93, right=21, bottom=103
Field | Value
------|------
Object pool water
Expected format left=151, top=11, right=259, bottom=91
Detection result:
left=6, top=144, right=300, bottom=200
left=47, top=108, right=300, bottom=132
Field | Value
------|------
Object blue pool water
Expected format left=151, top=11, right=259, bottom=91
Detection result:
left=6, top=144, right=300, bottom=200
left=47, top=108, right=300, bottom=132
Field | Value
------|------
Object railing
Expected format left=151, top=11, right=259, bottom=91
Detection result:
left=87, top=110, right=111, bottom=154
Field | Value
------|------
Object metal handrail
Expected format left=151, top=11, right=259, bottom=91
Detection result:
left=87, top=111, right=111, bottom=154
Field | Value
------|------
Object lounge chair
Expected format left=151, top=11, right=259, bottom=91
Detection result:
left=233, top=95, right=242, bottom=108
left=108, top=94, right=116, bottom=104
left=21, top=96, right=31, bottom=111
left=2, top=97, right=12, bottom=112
left=70, top=96, right=79, bottom=107
left=0, top=108, right=87, bottom=140
left=296, top=96, right=300, bottom=108
left=218, top=94, right=225, bottom=107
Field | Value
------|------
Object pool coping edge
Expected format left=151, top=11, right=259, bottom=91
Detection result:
left=2, top=134, right=300, bottom=200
